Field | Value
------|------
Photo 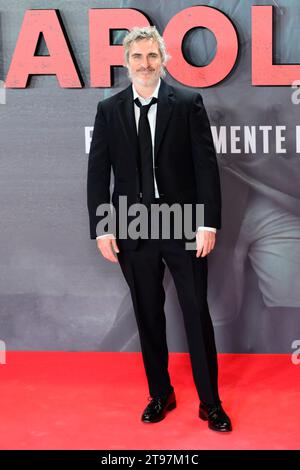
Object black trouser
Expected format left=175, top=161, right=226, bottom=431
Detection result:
left=117, top=209, right=221, bottom=405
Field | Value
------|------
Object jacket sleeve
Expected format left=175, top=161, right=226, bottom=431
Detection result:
left=87, top=102, right=112, bottom=239
left=189, top=93, right=222, bottom=229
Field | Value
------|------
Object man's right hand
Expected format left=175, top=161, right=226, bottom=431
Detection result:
left=96, top=235, right=119, bottom=263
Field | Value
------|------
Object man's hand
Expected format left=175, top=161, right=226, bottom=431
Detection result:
left=96, top=235, right=119, bottom=263
left=196, top=230, right=216, bottom=258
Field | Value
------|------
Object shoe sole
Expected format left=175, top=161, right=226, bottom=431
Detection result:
left=142, top=401, right=177, bottom=423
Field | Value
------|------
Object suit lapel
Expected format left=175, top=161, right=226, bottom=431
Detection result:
left=117, top=85, right=139, bottom=164
left=154, top=79, right=175, bottom=164
left=117, top=79, right=175, bottom=165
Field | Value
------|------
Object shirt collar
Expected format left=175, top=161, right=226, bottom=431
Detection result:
left=132, top=78, right=161, bottom=103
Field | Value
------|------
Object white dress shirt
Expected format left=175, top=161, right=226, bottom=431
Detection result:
left=96, top=79, right=216, bottom=239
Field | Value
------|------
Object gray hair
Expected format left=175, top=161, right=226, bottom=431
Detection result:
left=123, top=26, right=170, bottom=77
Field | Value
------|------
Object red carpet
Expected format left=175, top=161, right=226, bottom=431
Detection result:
left=0, top=352, right=299, bottom=450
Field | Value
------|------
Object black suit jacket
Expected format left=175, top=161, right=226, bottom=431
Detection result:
left=87, top=79, right=221, bottom=250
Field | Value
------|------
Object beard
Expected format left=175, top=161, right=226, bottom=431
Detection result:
left=127, top=66, right=164, bottom=87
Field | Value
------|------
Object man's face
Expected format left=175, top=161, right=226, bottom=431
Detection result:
left=127, top=38, right=164, bottom=88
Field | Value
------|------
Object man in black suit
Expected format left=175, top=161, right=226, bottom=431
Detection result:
left=87, top=26, right=232, bottom=432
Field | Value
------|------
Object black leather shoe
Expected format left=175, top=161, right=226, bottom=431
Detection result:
left=199, top=403, right=232, bottom=432
left=141, top=390, right=176, bottom=423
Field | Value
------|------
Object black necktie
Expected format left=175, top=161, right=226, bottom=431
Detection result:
left=134, top=97, right=158, bottom=206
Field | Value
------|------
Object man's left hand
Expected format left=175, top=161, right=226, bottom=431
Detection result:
left=196, top=230, right=216, bottom=258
